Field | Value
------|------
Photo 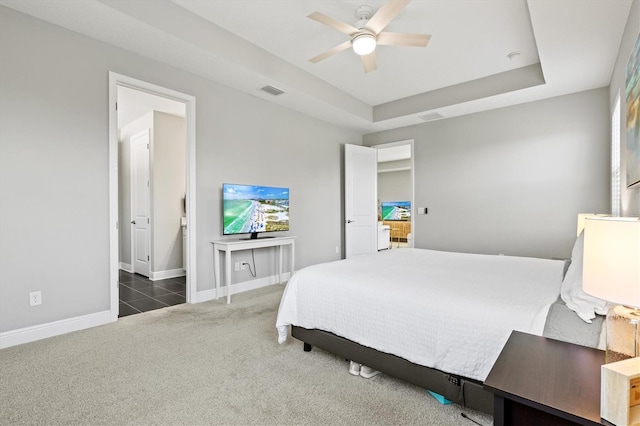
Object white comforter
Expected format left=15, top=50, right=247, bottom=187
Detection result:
left=276, top=248, right=564, bottom=381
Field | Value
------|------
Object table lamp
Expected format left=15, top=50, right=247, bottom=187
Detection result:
left=576, top=213, right=610, bottom=236
left=582, top=217, right=640, bottom=363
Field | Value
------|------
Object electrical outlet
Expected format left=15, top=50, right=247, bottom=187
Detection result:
left=241, top=262, right=247, bottom=270
left=29, top=291, right=42, bottom=307
left=234, top=261, right=240, bottom=271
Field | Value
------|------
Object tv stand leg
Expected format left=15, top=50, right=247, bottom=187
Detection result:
left=303, top=342, right=312, bottom=352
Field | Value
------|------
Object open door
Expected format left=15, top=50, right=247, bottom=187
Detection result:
left=344, top=144, right=377, bottom=258
left=130, top=129, right=151, bottom=277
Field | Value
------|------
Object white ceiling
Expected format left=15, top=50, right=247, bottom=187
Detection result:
left=175, top=0, right=542, bottom=106
left=1, top=0, right=633, bottom=134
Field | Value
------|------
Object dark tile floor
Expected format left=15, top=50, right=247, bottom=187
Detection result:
left=118, top=270, right=186, bottom=317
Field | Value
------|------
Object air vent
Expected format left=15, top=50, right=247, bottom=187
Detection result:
left=260, top=85, right=285, bottom=96
left=419, top=112, right=444, bottom=122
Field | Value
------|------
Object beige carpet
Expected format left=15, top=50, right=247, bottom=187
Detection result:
left=0, top=285, right=492, bottom=425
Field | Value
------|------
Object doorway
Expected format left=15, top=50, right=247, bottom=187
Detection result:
left=108, top=73, right=197, bottom=321
left=374, top=140, right=414, bottom=249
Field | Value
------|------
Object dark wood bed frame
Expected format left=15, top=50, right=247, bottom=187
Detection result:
left=292, top=325, right=494, bottom=414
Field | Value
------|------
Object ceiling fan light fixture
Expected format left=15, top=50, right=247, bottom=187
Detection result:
left=352, top=33, right=376, bottom=55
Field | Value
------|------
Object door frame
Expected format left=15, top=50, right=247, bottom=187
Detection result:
left=129, top=128, right=151, bottom=277
left=372, top=139, right=415, bottom=248
left=108, top=72, right=197, bottom=321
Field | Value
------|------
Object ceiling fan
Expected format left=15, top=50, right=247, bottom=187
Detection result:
left=307, top=0, right=431, bottom=73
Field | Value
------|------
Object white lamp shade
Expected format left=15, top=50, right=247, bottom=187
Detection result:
left=352, top=33, right=376, bottom=55
left=576, top=213, right=610, bottom=236
left=582, top=217, right=640, bottom=307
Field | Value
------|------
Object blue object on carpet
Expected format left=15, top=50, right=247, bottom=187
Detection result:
left=428, top=390, right=452, bottom=405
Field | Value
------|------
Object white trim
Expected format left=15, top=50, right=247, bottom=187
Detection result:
left=0, top=271, right=286, bottom=348
left=225, top=272, right=290, bottom=297
left=149, top=268, right=186, bottom=281
left=108, top=74, right=119, bottom=322
left=185, top=91, right=197, bottom=305
left=194, top=273, right=291, bottom=303
left=109, top=72, right=197, bottom=323
left=192, top=289, right=217, bottom=303
left=612, top=91, right=621, bottom=217
left=119, top=262, right=133, bottom=273
left=378, top=167, right=411, bottom=173
left=0, top=311, right=112, bottom=349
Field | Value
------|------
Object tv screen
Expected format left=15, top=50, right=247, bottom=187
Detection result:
left=381, top=201, right=411, bottom=221
left=223, top=183, right=289, bottom=239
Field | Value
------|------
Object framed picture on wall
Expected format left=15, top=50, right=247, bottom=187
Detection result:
left=626, top=33, right=640, bottom=188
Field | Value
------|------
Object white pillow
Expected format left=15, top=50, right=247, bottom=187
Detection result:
left=560, top=232, right=608, bottom=323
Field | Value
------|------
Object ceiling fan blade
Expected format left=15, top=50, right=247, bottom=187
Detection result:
left=376, top=32, right=431, bottom=47
left=307, top=11, right=359, bottom=36
left=361, top=52, right=377, bottom=73
left=365, top=0, right=411, bottom=34
left=309, top=40, right=353, bottom=64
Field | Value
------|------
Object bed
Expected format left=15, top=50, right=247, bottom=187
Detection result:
left=276, top=240, right=605, bottom=414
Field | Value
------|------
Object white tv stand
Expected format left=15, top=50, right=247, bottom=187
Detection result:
left=211, top=236, right=296, bottom=304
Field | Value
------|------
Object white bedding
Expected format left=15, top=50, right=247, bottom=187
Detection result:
left=276, top=248, right=565, bottom=381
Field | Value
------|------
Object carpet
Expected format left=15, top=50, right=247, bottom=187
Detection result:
left=0, top=284, right=492, bottom=425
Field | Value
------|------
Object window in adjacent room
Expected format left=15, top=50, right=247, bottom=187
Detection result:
left=612, top=92, right=621, bottom=217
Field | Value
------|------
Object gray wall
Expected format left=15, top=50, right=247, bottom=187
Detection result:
left=611, top=0, right=640, bottom=216
left=152, top=111, right=186, bottom=275
left=0, top=7, right=359, bottom=333
left=364, top=88, right=610, bottom=260
left=378, top=170, right=412, bottom=207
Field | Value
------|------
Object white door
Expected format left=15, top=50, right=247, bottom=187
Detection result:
left=345, top=144, right=378, bottom=258
left=131, top=130, right=151, bottom=277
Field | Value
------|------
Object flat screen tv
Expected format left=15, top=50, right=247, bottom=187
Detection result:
left=222, top=183, right=289, bottom=239
left=381, top=201, right=411, bottom=221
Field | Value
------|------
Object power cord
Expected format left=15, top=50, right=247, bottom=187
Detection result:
left=460, top=412, right=484, bottom=426
left=243, top=249, right=257, bottom=278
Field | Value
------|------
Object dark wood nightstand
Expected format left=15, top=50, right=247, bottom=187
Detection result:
left=484, top=331, right=606, bottom=425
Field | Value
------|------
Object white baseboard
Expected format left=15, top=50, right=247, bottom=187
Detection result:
left=194, top=272, right=291, bottom=303
left=0, top=272, right=290, bottom=348
left=192, top=289, right=216, bottom=303
left=150, top=268, right=186, bottom=281
left=0, top=310, right=114, bottom=349
left=118, top=265, right=185, bottom=280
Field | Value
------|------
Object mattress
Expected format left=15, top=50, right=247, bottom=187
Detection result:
left=276, top=248, right=565, bottom=381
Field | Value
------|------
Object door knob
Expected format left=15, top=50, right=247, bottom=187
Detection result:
left=131, top=220, right=136, bottom=225
left=346, top=219, right=355, bottom=223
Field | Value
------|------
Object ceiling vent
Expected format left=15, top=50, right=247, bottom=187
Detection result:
left=260, top=85, right=285, bottom=96
left=419, top=112, right=444, bottom=122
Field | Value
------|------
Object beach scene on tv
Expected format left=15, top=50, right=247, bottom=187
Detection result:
left=381, top=201, right=411, bottom=221
left=223, top=184, right=289, bottom=235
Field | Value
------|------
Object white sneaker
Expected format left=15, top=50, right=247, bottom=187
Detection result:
left=360, top=365, right=381, bottom=379
left=348, top=361, right=361, bottom=376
